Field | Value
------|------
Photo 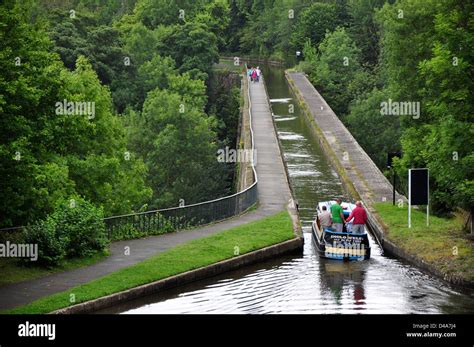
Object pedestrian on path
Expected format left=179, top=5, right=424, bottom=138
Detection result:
left=251, top=68, right=257, bottom=83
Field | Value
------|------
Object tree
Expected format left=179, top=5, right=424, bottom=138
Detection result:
left=0, top=2, right=66, bottom=226
left=310, top=27, right=363, bottom=116
left=131, top=88, right=226, bottom=207
left=346, top=88, right=401, bottom=168
left=134, top=0, right=210, bottom=28
left=206, top=70, right=241, bottom=147
left=58, top=56, right=152, bottom=215
left=138, top=54, right=176, bottom=93
left=376, top=0, right=440, bottom=118
left=225, top=0, right=247, bottom=52
left=120, top=21, right=166, bottom=66
left=290, top=2, right=340, bottom=53
left=390, top=0, right=474, bottom=214
left=347, top=0, right=386, bottom=66
left=194, top=0, right=230, bottom=51
left=47, top=11, right=137, bottom=112
left=238, top=0, right=300, bottom=60
left=157, top=22, right=219, bottom=78
left=167, top=73, right=208, bottom=112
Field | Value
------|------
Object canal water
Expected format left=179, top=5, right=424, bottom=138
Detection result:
left=99, top=66, right=474, bottom=314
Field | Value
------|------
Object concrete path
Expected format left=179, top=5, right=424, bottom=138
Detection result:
left=0, top=75, right=291, bottom=310
left=287, top=72, right=404, bottom=206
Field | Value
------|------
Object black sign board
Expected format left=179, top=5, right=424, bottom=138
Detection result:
left=409, top=169, right=429, bottom=205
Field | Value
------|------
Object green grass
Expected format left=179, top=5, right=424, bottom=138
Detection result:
left=0, top=251, right=109, bottom=287
left=374, top=202, right=473, bottom=282
left=6, top=210, right=294, bottom=314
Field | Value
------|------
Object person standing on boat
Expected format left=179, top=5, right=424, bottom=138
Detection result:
left=318, top=205, right=332, bottom=230
left=346, top=201, right=367, bottom=234
left=331, top=198, right=345, bottom=232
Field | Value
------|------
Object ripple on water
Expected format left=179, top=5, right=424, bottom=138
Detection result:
left=278, top=131, right=306, bottom=141
left=284, top=152, right=311, bottom=159
left=274, top=116, right=297, bottom=122
left=270, top=98, right=292, bottom=103
left=119, top=236, right=473, bottom=314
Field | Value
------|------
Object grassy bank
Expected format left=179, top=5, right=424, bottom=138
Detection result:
left=374, top=203, right=473, bottom=283
left=6, top=210, right=294, bottom=314
left=0, top=251, right=109, bottom=287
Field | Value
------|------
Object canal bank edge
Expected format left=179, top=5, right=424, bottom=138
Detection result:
left=51, top=223, right=302, bottom=314
left=260, top=75, right=303, bottom=238
left=285, top=71, right=474, bottom=289
left=234, top=65, right=255, bottom=192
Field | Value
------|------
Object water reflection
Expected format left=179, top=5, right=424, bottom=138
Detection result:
left=319, top=260, right=367, bottom=309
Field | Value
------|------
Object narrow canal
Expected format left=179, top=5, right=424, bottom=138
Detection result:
left=99, top=66, right=474, bottom=314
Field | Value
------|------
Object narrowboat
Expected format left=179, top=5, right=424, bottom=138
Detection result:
left=312, top=201, right=371, bottom=261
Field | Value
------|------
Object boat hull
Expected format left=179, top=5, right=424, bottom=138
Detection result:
left=312, top=221, right=371, bottom=261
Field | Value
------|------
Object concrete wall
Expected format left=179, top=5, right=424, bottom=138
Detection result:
left=235, top=69, right=256, bottom=192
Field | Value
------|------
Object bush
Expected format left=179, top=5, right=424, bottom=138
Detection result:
left=295, top=60, right=313, bottom=74
left=22, top=197, right=108, bottom=266
left=23, top=219, right=67, bottom=267
left=53, top=197, right=108, bottom=258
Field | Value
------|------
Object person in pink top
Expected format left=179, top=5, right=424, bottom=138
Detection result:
left=346, top=201, right=367, bottom=234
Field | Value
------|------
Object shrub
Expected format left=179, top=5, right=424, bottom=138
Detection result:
left=53, top=197, right=108, bottom=258
left=22, top=197, right=108, bottom=265
left=23, top=219, right=67, bottom=266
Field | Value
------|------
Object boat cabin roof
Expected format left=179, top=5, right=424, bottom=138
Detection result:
left=317, top=200, right=355, bottom=216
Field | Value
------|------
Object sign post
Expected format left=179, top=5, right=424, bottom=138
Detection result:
left=427, top=170, right=429, bottom=227
left=408, top=170, right=411, bottom=228
left=408, top=168, right=429, bottom=228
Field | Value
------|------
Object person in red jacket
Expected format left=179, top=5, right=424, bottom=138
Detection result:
left=346, top=201, right=367, bottom=234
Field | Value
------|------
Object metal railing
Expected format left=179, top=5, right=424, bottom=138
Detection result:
left=0, top=226, right=24, bottom=243
left=104, top=65, right=258, bottom=239
left=104, top=181, right=257, bottom=239
left=1, top=65, right=258, bottom=241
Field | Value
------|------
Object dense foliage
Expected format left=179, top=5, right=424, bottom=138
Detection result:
left=228, top=0, right=472, bottom=215
left=0, top=0, right=240, bottom=232
left=1, top=0, right=471, bottom=237
left=23, top=197, right=107, bottom=265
